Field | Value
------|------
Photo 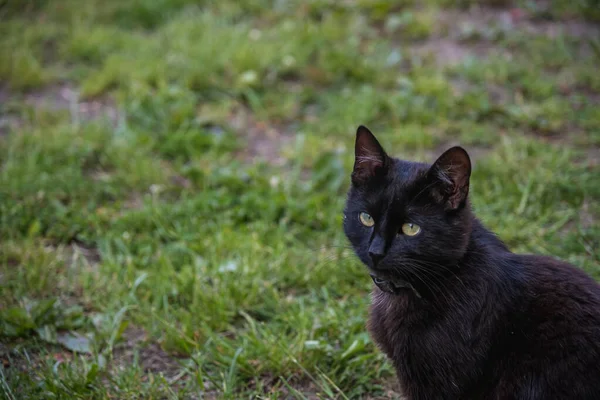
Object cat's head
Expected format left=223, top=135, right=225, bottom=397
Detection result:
left=343, top=126, right=473, bottom=284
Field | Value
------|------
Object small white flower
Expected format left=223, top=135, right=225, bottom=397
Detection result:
left=218, top=260, right=238, bottom=273
left=282, top=55, right=296, bottom=68
left=269, top=176, right=280, bottom=187
left=239, top=70, right=258, bottom=85
left=249, top=29, right=262, bottom=40
left=304, top=340, right=320, bottom=349
left=149, top=184, right=163, bottom=195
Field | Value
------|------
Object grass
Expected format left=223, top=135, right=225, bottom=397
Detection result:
left=0, top=0, right=599, bottom=398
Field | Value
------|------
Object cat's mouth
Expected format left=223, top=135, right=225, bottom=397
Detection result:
left=366, top=259, right=420, bottom=296
left=367, top=261, right=397, bottom=279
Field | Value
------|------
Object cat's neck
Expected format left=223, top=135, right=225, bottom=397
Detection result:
left=464, top=217, right=511, bottom=259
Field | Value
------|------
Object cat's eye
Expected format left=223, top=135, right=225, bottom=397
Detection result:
left=401, top=223, right=421, bottom=236
left=359, top=212, right=375, bottom=227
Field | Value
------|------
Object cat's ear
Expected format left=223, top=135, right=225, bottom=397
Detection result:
left=428, top=146, right=471, bottom=210
left=352, top=125, right=389, bottom=185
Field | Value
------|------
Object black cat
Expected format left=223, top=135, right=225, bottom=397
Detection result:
left=343, top=126, right=600, bottom=400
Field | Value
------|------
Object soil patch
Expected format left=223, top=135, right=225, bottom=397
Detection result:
left=112, top=326, right=184, bottom=380
left=24, top=84, right=119, bottom=126
left=229, top=107, right=295, bottom=166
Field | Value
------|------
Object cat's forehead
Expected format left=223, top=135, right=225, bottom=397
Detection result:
left=381, top=160, right=427, bottom=203
left=392, top=159, right=429, bottom=183
left=356, top=159, right=429, bottom=209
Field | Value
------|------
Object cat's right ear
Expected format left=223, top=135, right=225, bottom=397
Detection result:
left=428, top=146, right=471, bottom=210
left=352, top=125, right=389, bottom=186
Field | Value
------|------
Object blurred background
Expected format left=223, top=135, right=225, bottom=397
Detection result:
left=0, top=0, right=598, bottom=398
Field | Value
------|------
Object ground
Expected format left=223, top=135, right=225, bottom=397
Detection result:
left=0, top=0, right=599, bottom=399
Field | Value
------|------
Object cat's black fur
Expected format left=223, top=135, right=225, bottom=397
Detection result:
left=343, top=126, right=600, bottom=400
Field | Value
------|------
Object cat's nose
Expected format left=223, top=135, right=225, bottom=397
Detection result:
left=369, top=235, right=386, bottom=267
left=369, top=251, right=384, bottom=266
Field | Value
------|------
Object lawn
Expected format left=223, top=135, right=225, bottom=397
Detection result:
left=0, top=0, right=599, bottom=398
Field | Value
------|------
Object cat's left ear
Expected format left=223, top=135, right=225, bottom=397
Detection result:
left=352, top=125, right=389, bottom=185
left=428, top=146, right=471, bottom=210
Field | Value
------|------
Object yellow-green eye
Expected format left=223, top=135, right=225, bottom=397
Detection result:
left=359, top=212, right=374, bottom=227
left=401, top=223, right=421, bottom=236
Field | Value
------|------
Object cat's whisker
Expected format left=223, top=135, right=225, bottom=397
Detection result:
left=413, top=258, right=467, bottom=288
left=416, top=269, right=455, bottom=307
left=405, top=258, right=468, bottom=291
left=397, top=262, right=450, bottom=307
left=419, top=267, right=466, bottom=307
left=402, top=260, right=465, bottom=308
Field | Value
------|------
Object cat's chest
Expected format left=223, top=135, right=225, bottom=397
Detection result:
left=368, top=291, right=476, bottom=391
left=368, top=292, right=433, bottom=356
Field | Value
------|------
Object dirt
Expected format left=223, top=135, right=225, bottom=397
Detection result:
left=409, top=5, right=598, bottom=170
left=585, top=147, right=600, bottom=168
left=3, top=83, right=294, bottom=167
left=110, top=327, right=225, bottom=397
left=519, top=17, right=600, bottom=38
left=407, top=8, right=505, bottom=67
left=0, top=340, right=35, bottom=373
left=0, top=86, right=8, bottom=104
left=366, top=376, right=406, bottom=399
left=412, top=39, right=482, bottom=67
left=0, top=329, right=206, bottom=397
left=0, top=84, right=119, bottom=138
left=409, top=6, right=599, bottom=68
left=67, top=241, right=102, bottom=265
left=111, top=326, right=184, bottom=379
left=578, top=199, right=596, bottom=230
left=0, top=85, right=18, bottom=137
left=0, top=339, right=75, bottom=379
left=24, top=84, right=119, bottom=126
left=228, top=106, right=295, bottom=166
left=438, top=6, right=599, bottom=40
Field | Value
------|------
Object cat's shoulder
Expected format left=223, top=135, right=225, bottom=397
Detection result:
left=518, top=253, right=599, bottom=286
left=514, top=254, right=600, bottom=320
